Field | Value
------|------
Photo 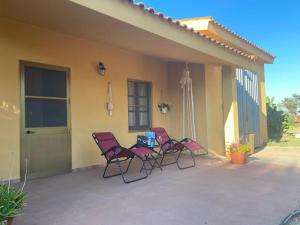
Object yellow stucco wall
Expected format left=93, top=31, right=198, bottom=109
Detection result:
left=205, top=64, right=225, bottom=155
left=0, top=18, right=170, bottom=180
left=167, top=63, right=208, bottom=149
left=222, top=66, right=239, bottom=145
left=168, top=62, right=266, bottom=155
left=255, top=63, right=268, bottom=145
left=0, top=17, right=269, bottom=180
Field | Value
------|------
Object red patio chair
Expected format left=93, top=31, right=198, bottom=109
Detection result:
left=92, top=132, right=160, bottom=184
left=150, top=127, right=207, bottom=169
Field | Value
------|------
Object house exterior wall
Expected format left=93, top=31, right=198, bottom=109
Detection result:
left=204, top=64, right=226, bottom=155
left=168, top=62, right=266, bottom=155
left=0, top=18, right=170, bottom=180
left=167, top=63, right=208, bottom=149
left=222, top=66, right=239, bottom=145
left=0, top=16, right=269, bottom=181
left=256, top=63, right=268, bottom=145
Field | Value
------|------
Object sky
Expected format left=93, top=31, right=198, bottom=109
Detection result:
left=140, top=0, right=300, bottom=103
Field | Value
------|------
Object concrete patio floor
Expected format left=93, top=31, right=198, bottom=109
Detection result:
left=14, top=154, right=300, bottom=225
left=252, top=146, right=300, bottom=168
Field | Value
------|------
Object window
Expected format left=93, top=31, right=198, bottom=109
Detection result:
left=24, top=66, right=68, bottom=128
left=128, top=80, right=151, bottom=131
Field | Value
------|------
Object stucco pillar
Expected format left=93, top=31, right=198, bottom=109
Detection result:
left=257, top=66, right=268, bottom=145
left=204, top=64, right=225, bottom=155
left=222, top=66, right=239, bottom=145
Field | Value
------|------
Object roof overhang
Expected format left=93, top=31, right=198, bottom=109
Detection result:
left=180, top=17, right=275, bottom=64
left=0, top=0, right=261, bottom=68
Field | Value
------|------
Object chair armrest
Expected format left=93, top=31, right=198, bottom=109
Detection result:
left=169, top=139, right=180, bottom=144
left=160, top=139, right=179, bottom=151
left=180, top=138, right=192, bottom=143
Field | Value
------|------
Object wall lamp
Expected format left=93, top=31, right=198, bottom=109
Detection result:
left=98, top=62, right=107, bottom=76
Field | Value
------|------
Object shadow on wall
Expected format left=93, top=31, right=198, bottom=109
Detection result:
left=236, top=69, right=261, bottom=146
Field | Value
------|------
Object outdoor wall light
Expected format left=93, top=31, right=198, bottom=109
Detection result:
left=98, top=62, right=106, bottom=76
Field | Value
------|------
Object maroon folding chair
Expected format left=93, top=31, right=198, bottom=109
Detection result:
left=150, top=127, right=207, bottom=169
left=92, top=132, right=160, bottom=184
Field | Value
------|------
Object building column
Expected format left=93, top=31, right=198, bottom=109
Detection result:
left=204, top=64, right=225, bottom=155
left=222, top=66, right=239, bottom=145
left=257, top=66, right=268, bottom=145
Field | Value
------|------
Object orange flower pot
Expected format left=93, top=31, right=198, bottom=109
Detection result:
left=231, top=152, right=247, bottom=164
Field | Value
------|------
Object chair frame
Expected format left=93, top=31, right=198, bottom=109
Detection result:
left=92, top=133, right=161, bottom=184
left=151, top=128, right=207, bottom=170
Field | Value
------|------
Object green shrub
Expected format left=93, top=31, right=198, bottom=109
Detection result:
left=0, top=185, right=26, bottom=224
left=267, top=97, right=285, bottom=140
left=230, top=143, right=251, bottom=153
left=267, top=97, right=296, bottom=141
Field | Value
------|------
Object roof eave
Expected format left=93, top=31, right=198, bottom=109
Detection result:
left=179, top=16, right=275, bottom=64
left=68, top=0, right=257, bottom=67
left=207, top=19, right=275, bottom=62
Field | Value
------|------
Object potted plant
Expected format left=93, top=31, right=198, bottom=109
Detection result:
left=230, top=142, right=251, bottom=164
left=158, top=103, right=170, bottom=114
left=0, top=184, right=27, bottom=225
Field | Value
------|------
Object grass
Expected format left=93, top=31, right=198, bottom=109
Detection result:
left=268, top=123, right=300, bottom=147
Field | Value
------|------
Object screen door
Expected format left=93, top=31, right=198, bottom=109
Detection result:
left=21, top=62, right=71, bottom=180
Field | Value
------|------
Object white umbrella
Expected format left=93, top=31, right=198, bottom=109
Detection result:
left=179, top=64, right=196, bottom=140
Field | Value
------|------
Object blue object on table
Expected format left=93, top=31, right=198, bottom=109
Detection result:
left=145, top=131, right=155, bottom=148
left=137, top=135, right=148, bottom=147
left=137, top=131, right=155, bottom=149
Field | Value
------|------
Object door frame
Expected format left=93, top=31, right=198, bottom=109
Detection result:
left=19, top=60, right=72, bottom=180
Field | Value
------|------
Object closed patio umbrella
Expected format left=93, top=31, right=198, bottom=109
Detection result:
left=107, top=82, right=113, bottom=116
left=180, top=64, right=196, bottom=140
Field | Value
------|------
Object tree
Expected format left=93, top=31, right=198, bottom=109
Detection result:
left=281, top=97, right=298, bottom=115
left=266, top=96, right=295, bottom=141
left=267, top=97, right=285, bottom=140
left=292, top=93, right=300, bottom=114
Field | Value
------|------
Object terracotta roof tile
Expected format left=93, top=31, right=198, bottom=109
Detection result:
left=125, top=0, right=259, bottom=60
left=209, top=19, right=274, bottom=58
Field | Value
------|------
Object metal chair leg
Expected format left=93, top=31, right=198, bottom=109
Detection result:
left=159, top=152, right=179, bottom=167
left=102, top=158, right=133, bottom=178
left=176, top=149, right=196, bottom=170
left=151, top=155, right=163, bottom=171
left=117, top=157, right=148, bottom=184
left=138, top=156, right=152, bottom=174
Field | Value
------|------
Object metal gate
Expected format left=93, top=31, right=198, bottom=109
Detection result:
left=236, top=68, right=260, bottom=146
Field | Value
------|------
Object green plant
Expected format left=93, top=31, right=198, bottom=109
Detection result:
left=230, top=143, right=251, bottom=153
left=267, top=96, right=296, bottom=142
left=0, top=184, right=27, bottom=224
left=267, top=96, right=289, bottom=141
left=282, top=112, right=295, bottom=133
left=280, top=97, right=298, bottom=115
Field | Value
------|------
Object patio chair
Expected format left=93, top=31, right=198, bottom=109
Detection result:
left=92, top=132, right=160, bottom=184
left=150, top=127, right=207, bottom=169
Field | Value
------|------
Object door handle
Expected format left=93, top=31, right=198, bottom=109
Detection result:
left=26, top=130, right=36, bottom=134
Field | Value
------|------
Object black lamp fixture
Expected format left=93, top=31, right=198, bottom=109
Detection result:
left=98, top=62, right=106, bottom=76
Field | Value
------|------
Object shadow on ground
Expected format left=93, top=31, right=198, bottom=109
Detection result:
left=14, top=154, right=300, bottom=225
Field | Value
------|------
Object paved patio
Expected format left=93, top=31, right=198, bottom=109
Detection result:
left=14, top=153, right=300, bottom=225
left=252, top=146, right=300, bottom=167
